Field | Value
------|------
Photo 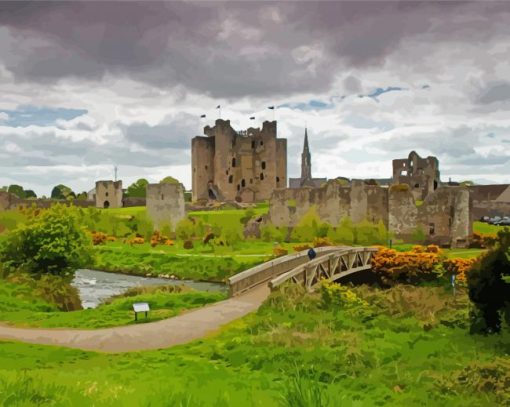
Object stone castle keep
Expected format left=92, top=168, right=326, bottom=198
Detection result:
left=191, top=119, right=287, bottom=203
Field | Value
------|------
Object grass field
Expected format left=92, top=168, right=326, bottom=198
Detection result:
left=0, top=279, right=225, bottom=329
left=0, top=283, right=508, bottom=406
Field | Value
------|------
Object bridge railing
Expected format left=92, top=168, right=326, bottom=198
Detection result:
left=227, top=246, right=348, bottom=296
left=268, top=247, right=378, bottom=291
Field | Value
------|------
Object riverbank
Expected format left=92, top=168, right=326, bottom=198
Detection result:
left=0, top=277, right=226, bottom=329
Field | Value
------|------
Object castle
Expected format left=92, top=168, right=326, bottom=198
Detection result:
left=191, top=119, right=287, bottom=203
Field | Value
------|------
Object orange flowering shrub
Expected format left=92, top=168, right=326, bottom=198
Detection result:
left=149, top=231, right=170, bottom=247
left=313, top=237, right=334, bottom=248
left=372, top=245, right=477, bottom=285
left=371, top=245, right=444, bottom=285
left=293, top=244, right=312, bottom=252
left=128, top=236, right=145, bottom=245
left=443, top=257, right=477, bottom=282
left=273, top=246, right=288, bottom=258
left=91, top=231, right=107, bottom=245
left=106, top=236, right=116, bottom=242
left=164, top=239, right=174, bottom=246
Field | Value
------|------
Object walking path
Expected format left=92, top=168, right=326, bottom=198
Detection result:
left=0, top=284, right=270, bottom=353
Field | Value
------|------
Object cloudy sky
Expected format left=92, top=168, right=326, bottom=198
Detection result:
left=1, top=1, right=510, bottom=196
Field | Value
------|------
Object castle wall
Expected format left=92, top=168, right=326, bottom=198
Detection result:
left=389, top=186, right=472, bottom=247
left=269, top=183, right=471, bottom=248
left=267, top=181, right=388, bottom=228
left=146, top=183, right=185, bottom=230
left=0, top=192, right=14, bottom=211
left=95, top=180, right=123, bottom=209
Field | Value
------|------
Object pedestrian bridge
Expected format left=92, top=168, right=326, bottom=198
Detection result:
left=228, top=246, right=378, bottom=296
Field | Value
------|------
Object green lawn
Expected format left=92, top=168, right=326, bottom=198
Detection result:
left=473, top=221, right=508, bottom=235
left=0, top=279, right=225, bottom=329
left=0, top=283, right=508, bottom=406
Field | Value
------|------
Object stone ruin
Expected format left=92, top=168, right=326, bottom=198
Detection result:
left=146, top=183, right=185, bottom=231
left=95, top=180, right=123, bottom=209
left=267, top=180, right=472, bottom=248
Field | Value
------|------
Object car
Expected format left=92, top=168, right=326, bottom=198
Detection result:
left=498, top=219, right=510, bottom=226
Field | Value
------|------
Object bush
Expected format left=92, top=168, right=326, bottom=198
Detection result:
left=183, top=240, right=194, bottom=250
left=371, top=245, right=445, bottom=285
left=468, top=228, right=510, bottom=334
left=91, top=231, right=107, bottom=245
left=313, top=237, right=333, bottom=248
left=0, top=205, right=92, bottom=277
left=273, top=246, right=288, bottom=258
left=260, top=223, right=287, bottom=242
left=128, top=236, right=145, bottom=245
left=320, top=280, right=367, bottom=309
left=290, top=206, right=329, bottom=242
left=470, top=231, right=497, bottom=249
left=293, top=244, right=311, bottom=252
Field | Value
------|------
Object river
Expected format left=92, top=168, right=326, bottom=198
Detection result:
left=72, top=269, right=226, bottom=309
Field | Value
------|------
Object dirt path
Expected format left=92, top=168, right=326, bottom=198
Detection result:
left=0, top=285, right=270, bottom=353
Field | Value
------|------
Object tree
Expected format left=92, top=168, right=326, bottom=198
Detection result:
left=468, top=228, right=510, bottom=334
left=24, top=190, right=37, bottom=199
left=159, top=176, right=180, bottom=185
left=0, top=205, right=93, bottom=278
left=125, top=178, right=149, bottom=197
left=7, top=184, right=25, bottom=198
left=51, top=184, right=75, bottom=200
left=75, top=191, right=88, bottom=201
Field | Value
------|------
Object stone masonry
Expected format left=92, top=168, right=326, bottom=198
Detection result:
left=191, top=119, right=287, bottom=203
left=95, top=180, right=123, bottom=209
left=146, top=183, right=185, bottom=230
left=267, top=180, right=472, bottom=248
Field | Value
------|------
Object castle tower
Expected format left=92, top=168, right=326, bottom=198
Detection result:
left=300, top=128, right=314, bottom=187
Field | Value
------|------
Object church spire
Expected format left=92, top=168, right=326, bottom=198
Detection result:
left=300, top=127, right=312, bottom=185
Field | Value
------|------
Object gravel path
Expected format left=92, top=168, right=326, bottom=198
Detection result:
left=0, top=285, right=270, bottom=353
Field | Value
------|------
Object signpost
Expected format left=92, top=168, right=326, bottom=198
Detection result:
left=133, top=302, right=150, bottom=321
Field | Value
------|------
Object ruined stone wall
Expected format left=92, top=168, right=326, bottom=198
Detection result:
left=392, top=151, right=440, bottom=199
left=191, top=119, right=286, bottom=203
left=267, top=181, right=388, bottom=227
left=0, top=192, right=14, bottom=211
left=146, top=183, right=185, bottom=230
left=95, top=180, right=123, bottom=209
left=389, top=186, right=472, bottom=247
left=468, top=185, right=510, bottom=218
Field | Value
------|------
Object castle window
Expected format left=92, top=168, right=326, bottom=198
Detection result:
left=241, top=179, right=246, bottom=187
left=228, top=175, right=233, bottom=184
left=251, top=141, right=255, bottom=149
left=232, top=158, right=236, bottom=167
left=261, top=161, right=266, bottom=170
left=414, top=183, right=420, bottom=188
left=260, top=173, right=264, bottom=181
left=193, top=167, right=196, bottom=173
left=400, top=170, right=407, bottom=176
left=161, top=194, right=164, bottom=200
left=276, top=176, right=280, bottom=183
left=205, top=165, right=208, bottom=170
left=250, top=178, right=253, bottom=184
left=260, top=141, right=264, bottom=146
left=237, top=184, right=240, bottom=191
left=226, top=170, right=228, bottom=175
left=429, top=223, right=435, bottom=236
left=105, top=192, right=109, bottom=197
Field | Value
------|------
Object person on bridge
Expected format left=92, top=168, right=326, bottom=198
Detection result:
left=307, top=247, right=317, bottom=261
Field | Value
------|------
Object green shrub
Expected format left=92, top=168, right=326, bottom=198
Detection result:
left=0, top=205, right=92, bottom=277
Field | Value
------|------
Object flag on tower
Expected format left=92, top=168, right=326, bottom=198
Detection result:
left=200, top=114, right=206, bottom=118
left=216, top=105, right=221, bottom=109
left=250, top=116, right=255, bottom=120
left=268, top=106, right=275, bottom=110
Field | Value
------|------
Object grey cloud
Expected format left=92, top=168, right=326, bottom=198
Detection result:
left=0, top=2, right=508, bottom=98
left=477, top=81, right=510, bottom=105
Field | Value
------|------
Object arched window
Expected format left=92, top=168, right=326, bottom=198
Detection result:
left=241, top=179, right=246, bottom=187
left=261, top=161, right=266, bottom=170
left=228, top=175, right=233, bottom=184
left=260, top=173, right=264, bottom=181
left=232, top=158, right=236, bottom=167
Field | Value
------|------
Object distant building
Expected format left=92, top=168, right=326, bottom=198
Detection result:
left=95, top=180, right=123, bottom=209
left=146, top=183, right=185, bottom=230
left=191, top=119, right=287, bottom=203
left=289, top=128, right=327, bottom=188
